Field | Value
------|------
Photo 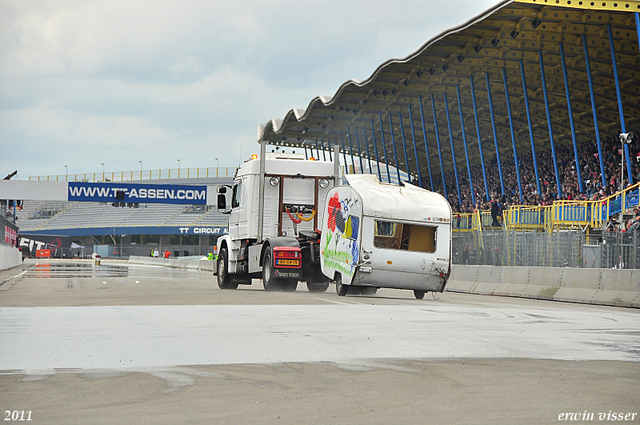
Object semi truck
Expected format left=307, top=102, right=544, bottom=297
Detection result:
left=214, top=144, right=452, bottom=298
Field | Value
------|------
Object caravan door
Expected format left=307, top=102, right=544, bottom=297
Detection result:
left=320, top=187, right=363, bottom=285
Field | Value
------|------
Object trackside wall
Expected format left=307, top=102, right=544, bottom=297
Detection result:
left=448, top=265, right=640, bottom=308
left=0, top=244, right=21, bottom=271
left=0, top=215, right=20, bottom=271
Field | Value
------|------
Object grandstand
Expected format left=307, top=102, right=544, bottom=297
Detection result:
left=254, top=0, right=640, bottom=268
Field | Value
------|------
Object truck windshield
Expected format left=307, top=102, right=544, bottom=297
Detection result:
left=374, top=220, right=436, bottom=253
left=231, top=180, right=242, bottom=209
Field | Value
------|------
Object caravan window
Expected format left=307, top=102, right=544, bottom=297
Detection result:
left=374, top=220, right=436, bottom=253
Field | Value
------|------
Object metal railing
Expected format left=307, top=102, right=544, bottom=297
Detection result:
left=455, top=182, right=640, bottom=233
left=453, top=228, right=640, bottom=269
left=29, top=167, right=236, bottom=182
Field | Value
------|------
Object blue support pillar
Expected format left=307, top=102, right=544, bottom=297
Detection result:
left=608, top=23, right=633, bottom=184
left=418, top=96, right=434, bottom=191
left=347, top=127, right=356, bottom=174
left=341, top=134, right=348, bottom=174
left=431, top=95, right=448, bottom=199
left=636, top=13, right=640, bottom=55
left=408, top=104, right=423, bottom=187
left=355, top=127, right=364, bottom=173
left=456, top=86, right=475, bottom=205
left=362, top=127, right=373, bottom=174
left=370, top=119, right=382, bottom=181
left=443, top=92, right=462, bottom=205
left=582, top=35, right=607, bottom=189
left=502, top=68, right=523, bottom=202
left=398, top=111, right=412, bottom=182
left=485, top=73, right=505, bottom=195
left=388, top=114, right=403, bottom=185
left=469, top=77, right=490, bottom=201
left=519, top=60, right=542, bottom=197
left=539, top=50, right=563, bottom=198
left=560, top=43, right=584, bottom=193
left=378, top=112, right=392, bottom=183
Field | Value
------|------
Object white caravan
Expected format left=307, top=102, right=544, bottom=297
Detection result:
left=320, top=174, right=452, bottom=299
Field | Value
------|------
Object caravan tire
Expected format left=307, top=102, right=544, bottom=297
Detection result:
left=413, top=290, right=426, bottom=299
left=360, top=287, right=378, bottom=296
left=335, top=274, right=348, bottom=296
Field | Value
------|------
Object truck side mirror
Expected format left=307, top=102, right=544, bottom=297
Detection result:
left=217, top=186, right=232, bottom=214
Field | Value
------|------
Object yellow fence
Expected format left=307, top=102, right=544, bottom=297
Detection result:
left=455, top=182, right=640, bottom=233
left=29, top=167, right=236, bottom=182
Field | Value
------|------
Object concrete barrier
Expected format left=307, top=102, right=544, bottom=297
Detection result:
left=470, top=266, right=502, bottom=295
left=446, top=266, right=475, bottom=292
left=0, top=245, right=21, bottom=271
left=448, top=265, right=639, bottom=308
left=592, top=269, right=636, bottom=307
left=128, top=256, right=215, bottom=272
left=554, top=268, right=603, bottom=305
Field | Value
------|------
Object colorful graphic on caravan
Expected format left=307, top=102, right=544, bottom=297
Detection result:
left=68, top=182, right=207, bottom=205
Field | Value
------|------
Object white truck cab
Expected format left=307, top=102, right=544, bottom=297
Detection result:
left=215, top=148, right=338, bottom=292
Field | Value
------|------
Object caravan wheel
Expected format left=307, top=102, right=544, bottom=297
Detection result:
left=413, top=290, right=426, bottom=299
left=335, top=274, right=348, bottom=296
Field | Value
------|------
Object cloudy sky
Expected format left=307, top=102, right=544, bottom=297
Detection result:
left=1, top=0, right=498, bottom=180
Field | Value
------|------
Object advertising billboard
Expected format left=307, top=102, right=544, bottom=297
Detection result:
left=68, top=182, right=208, bottom=205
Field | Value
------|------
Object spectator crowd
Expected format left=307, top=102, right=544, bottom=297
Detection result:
left=421, top=132, right=639, bottom=215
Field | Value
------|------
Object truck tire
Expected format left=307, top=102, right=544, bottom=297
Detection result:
left=262, top=247, right=279, bottom=291
left=335, top=274, right=348, bottom=296
left=282, top=280, right=298, bottom=292
left=413, top=290, right=426, bottom=299
left=217, top=248, right=238, bottom=290
left=306, top=282, right=329, bottom=293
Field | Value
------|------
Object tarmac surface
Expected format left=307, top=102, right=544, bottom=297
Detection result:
left=1, top=259, right=639, bottom=424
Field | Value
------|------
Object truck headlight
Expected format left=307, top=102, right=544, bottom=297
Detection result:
left=319, top=178, right=330, bottom=188
left=269, top=177, right=280, bottom=187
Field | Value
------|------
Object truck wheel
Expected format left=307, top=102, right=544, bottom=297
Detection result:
left=413, top=290, right=426, bottom=299
left=306, top=282, right=329, bottom=293
left=335, top=274, right=348, bottom=296
left=282, top=280, right=298, bottom=292
left=217, top=248, right=238, bottom=290
left=262, top=247, right=279, bottom=291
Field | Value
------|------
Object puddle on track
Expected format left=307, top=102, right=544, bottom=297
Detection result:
left=23, top=262, right=209, bottom=279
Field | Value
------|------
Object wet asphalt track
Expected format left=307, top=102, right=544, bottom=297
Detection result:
left=0, top=260, right=638, bottom=425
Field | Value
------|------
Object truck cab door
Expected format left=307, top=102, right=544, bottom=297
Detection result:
left=229, top=179, right=244, bottom=240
